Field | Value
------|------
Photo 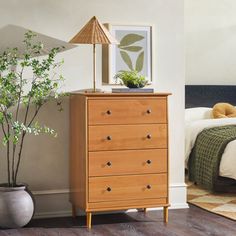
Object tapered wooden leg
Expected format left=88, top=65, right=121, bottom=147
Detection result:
left=144, top=208, right=147, bottom=213
left=163, top=206, right=168, bottom=223
left=72, top=205, right=77, bottom=217
left=87, top=212, right=92, bottom=229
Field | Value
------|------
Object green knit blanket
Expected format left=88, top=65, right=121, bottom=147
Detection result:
left=189, top=125, right=236, bottom=191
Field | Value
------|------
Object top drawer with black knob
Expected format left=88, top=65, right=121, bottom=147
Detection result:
left=88, top=98, right=167, bottom=125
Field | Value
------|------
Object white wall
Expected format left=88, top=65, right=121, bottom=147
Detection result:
left=0, top=0, right=186, bottom=217
left=186, top=0, right=236, bottom=85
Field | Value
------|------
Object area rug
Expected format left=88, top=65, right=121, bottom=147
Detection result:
left=187, top=182, right=236, bottom=221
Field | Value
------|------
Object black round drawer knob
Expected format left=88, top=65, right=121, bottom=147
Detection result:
left=146, top=185, right=151, bottom=189
left=147, top=134, right=152, bottom=139
left=106, top=110, right=112, bottom=115
left=146, top=160, right=152, bottom=164
left=147, top=109, right=152, bottom=114
left=107, top=161, right=112, bottom=166
left=107, top=187, right=112, bottom=192
left=107, top=136, right=112, bottom=140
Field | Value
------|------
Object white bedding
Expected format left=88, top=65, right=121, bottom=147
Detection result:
left=185, top=118, right=236, bottom=180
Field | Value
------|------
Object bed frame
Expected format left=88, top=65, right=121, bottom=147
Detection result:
left=185, top=85, right=236, bottom=192
left=185, top=85, right=236, bottom=108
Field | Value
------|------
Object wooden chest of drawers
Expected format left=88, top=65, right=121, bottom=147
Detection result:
left=69, top=93, right=170, bottom=228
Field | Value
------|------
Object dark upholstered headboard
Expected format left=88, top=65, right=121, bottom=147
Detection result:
left=185, top=85, right=236, bottom=108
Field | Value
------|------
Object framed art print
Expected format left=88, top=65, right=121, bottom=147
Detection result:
left=102, top=24, right=153, bottom=85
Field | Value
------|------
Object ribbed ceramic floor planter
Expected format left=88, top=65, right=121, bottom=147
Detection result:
left=0, top=184, right=34, bottom=228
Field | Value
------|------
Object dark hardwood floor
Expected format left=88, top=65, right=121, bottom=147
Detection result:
left=0, top=205, right=235, bottom=236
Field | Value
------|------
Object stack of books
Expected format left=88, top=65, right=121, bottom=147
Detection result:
left=112, top=88, right=154, bottom=93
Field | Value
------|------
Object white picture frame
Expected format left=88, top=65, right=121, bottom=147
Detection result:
left=102, top=24, right=153, bottom=85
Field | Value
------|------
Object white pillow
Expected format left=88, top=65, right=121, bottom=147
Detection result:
left=185, top=107, right=213, bottom=122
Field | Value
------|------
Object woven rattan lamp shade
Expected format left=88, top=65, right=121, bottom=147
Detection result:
left=69, top=16, right=118, bottom=45
left=69, top=16, right=118, bottom=92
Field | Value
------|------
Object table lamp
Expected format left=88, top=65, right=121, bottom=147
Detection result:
left=69, top=16, right=118, bottom=92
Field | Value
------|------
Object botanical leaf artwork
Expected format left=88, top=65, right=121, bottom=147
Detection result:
left=120, top=46, right=142, bottom=52
left=119, top=34, right=144, bottom=47
left=118, top=33, right=144, bottom=72
left=120, top=51, right=133, bottom=70
left=136, top=51, right=144, bottom=72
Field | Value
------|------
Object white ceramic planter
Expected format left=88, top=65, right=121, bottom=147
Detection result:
left=0, top=185, right=34, bottom=228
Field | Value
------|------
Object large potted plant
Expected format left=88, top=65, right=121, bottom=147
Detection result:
left=0, top=31, right=65, bottom=228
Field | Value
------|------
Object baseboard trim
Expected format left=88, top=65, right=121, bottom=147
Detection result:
left=33, top=183, right=187, bottom=219
left=126, top=203, right=189, bottom=213
left=32, top=189, right=69, bottom=195
left=34, top=210, right=72, bottom=219
left=169, top=203, right=189, bottom=209
left=34, top=202, right=189, bottom=219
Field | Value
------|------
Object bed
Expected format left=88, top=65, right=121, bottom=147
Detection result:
left=185, top=85, right=236, bottom=192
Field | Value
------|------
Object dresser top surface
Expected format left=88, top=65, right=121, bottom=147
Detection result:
left=70, top=91, right=171, bottom=97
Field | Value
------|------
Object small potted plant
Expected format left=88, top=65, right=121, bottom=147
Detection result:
left=0, top=31, right=65, bottom=228
left=114, top=70, right=148, bottom=88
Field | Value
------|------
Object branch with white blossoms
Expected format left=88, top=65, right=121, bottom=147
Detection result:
left=11, top=121, right=57, bottom=144
left=0, top=31, right=66, bottom=187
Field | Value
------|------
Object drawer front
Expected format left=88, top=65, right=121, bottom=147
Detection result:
left=89, top=174, right=167, bottom=202
left=89, top=149, right=167, bottom=176
left=88, top=124, right=167, bottom=151
left=88, top=99, right=167, bottom=125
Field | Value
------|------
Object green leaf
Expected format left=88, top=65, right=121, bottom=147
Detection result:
left=119, top=34, right=144, bottom=47
left=119, top=46, right=142, bottom=52
left=135, top=51, right=144, bottom=72
left=120, top=51, right=133, bottom=70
